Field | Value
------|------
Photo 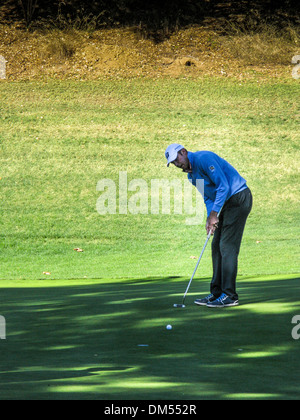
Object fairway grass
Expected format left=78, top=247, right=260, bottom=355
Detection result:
left=0, top=275, right=299, bottom=400
left=0, top=78, right=299, bottom=280
left=0, top=78, right=299, bottom=400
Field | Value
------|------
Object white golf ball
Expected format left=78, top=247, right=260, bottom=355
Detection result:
left=166, top=325, right=172, bottom=330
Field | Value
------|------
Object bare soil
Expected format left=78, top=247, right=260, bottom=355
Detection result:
left=0, top=25, right=299, bottom=81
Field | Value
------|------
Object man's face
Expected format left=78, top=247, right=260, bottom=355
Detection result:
left=172, top=149, right=192, bottom=173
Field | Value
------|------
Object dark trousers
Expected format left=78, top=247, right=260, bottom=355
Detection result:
left=210, top=188, right=253, bottom=300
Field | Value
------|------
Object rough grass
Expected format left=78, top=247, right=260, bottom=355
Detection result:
left=0, top=24, right=299, bottom=80
left=222, top=23, right=300, bottom=66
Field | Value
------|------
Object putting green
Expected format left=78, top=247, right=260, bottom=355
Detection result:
left=0, top=274, right=299, bottom=400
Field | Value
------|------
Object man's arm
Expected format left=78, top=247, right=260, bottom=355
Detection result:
left=202, top=156, right=229, bottom=234
left=190, top=152, right=228, bottom=234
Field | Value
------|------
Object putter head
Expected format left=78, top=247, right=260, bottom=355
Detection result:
left=173, top=304, right=186, bottom=308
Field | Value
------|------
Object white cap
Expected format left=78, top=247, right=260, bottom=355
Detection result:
left=165, top=144, right=185, bottom=167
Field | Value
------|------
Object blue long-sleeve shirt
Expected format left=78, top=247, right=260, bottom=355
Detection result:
left=187, top=151, right=248, bottom=216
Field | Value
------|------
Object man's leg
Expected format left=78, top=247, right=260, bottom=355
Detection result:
left=210, top=220, right=223, bottom=298
left=220, top=188, right=252, bottom=300
left=211, top=188, right=252, bottom=301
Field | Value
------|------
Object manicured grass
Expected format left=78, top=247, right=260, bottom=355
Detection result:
left=0, top=78, right=299, bottom=400
left=0, top=78, right=299, bottom=280
left=0, top=275, right=299, bottom=400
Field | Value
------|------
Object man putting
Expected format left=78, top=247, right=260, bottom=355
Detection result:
left=165, top=144, right=252, bottom=307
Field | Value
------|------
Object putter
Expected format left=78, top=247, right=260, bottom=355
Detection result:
left=173, top=230, right=213, bottom=309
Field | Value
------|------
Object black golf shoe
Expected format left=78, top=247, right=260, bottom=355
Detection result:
left=194, top=294, right=218, bottom=306
left=206, top=293, right=239, bottom=308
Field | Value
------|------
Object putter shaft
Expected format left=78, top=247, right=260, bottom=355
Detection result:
left=181, top=231, right=212, bottom=304
left=174, top=208, right=222, bottom=308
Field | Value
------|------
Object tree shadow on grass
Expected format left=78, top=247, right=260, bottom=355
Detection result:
left=0, top=275, right=299, bottom=400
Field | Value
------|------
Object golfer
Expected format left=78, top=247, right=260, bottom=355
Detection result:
left=165, top=144, right=252, bottom=307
